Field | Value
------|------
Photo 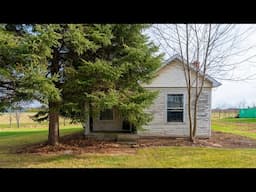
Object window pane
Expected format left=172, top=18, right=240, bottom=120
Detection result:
left=167, top=111, right=183, bottom=122
left=167, top=94, right=183, bottom=108
left=100, top=109, right=114, bottom=120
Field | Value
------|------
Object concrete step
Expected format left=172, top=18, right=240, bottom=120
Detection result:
left=117, top=134, right=138, bottom=144
left=86, top=133, right=138, bottom=143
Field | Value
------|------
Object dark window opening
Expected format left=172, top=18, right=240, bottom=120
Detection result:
left=167, top=94, right=184, bottom=122
left=89, top=116, right=93, bottom=131
left=100, top=109, right=114, bottom=120
left=122, top=120, right=131, bottom=131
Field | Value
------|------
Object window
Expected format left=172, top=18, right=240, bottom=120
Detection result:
left=100, top=109, right=114, bottom=120
left=167, top=94, right=184, bottom=122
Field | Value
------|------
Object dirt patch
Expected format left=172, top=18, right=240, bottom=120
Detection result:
left=139, top=131, right=256, bottom=148
left=16, top=131, right=256, bottom=155
left=16, top=133, right=136, bottom=155
left=206, top=131, right=256, bottom=148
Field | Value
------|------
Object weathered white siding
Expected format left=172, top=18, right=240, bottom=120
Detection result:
left=86, top=58, right=214, bottom=138
left=92, top=109, right=123, bottom=131
left=138, top=87, right=212, bottom=137
left=137, top=59, right=213, bottom=137
left=142, top=60, right=212, bottom=88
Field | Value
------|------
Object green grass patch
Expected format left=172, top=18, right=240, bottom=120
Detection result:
left=212, top=117, right=256, bottom=139
left=220, top=117, right=256, bottom=123
left=212, top=123, right=256, bottom=139
left=0, top=126, right=83, bottom=153
left=0, top=123, right=48, bottom=129
left=1, top=146, right=256, bottom=168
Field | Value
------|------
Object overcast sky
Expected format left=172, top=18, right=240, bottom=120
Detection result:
left=147, top=24, right=256, bottom=109
left=211, top=25, right=256, bottom=108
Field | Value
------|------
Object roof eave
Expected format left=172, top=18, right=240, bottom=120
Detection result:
left=212, top=81, right=222, bottom=87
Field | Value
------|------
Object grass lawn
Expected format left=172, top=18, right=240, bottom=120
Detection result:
left=219, top=117, right=256, bottom=123
left=212, top=117, right=256, bottom=139
left=0, top=112, right=256, bottom=168
left=12, top=147, right=256, bottom=168
left=0, top=122, right=256, bottom=167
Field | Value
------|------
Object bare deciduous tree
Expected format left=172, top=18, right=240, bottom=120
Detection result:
left=12, top=102, right=22, bottom=128
left=9, top=110, right=12, bottom=128
left=151, top=24, right=256, bottom=142
left=15, top=110, right=20, bottom=128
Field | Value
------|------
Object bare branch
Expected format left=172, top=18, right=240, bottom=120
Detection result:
left=151, top=24, right=256, bottom=141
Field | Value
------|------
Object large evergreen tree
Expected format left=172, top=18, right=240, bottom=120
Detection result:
left=62, top=24, right=163, bottom=131
left=0, top=24, right=60, bottom=113
left=1, top=24, right=163, bottom=146
left=1, top=24, right=114, bottom=145
left=31, top=24, right=114, bottom=145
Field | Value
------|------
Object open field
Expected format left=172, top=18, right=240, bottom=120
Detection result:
left=0, top=112, right=255, bottom=167
left=0, top=112, right=78, bottom=129
left=211, top=111, right=256, bottom=139
left=211, top=111, right=256, bottom=138
left=211, top=110, right=239, bottom=119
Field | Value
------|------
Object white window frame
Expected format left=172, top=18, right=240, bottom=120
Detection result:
left=166, top=93, right=185, bottom=123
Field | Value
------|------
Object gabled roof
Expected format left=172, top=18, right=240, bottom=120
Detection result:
left=158, top=54, right=222, bottom=87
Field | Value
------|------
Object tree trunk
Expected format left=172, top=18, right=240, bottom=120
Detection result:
left=48, top=47, right=61, bottom=146
left=193, top=98, right=198, bottom=138
left=188, top=87, right=193, bottom=142
left=83, top=102, right=90, bottom=135
left=48, top=101, right=60, bottom=146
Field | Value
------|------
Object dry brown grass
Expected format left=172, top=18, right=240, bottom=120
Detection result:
left=0, top=112, right=77, bottom=128
left=0, top=112, right=35, bottom=124
left=211, top=111, right=238, bottom=120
